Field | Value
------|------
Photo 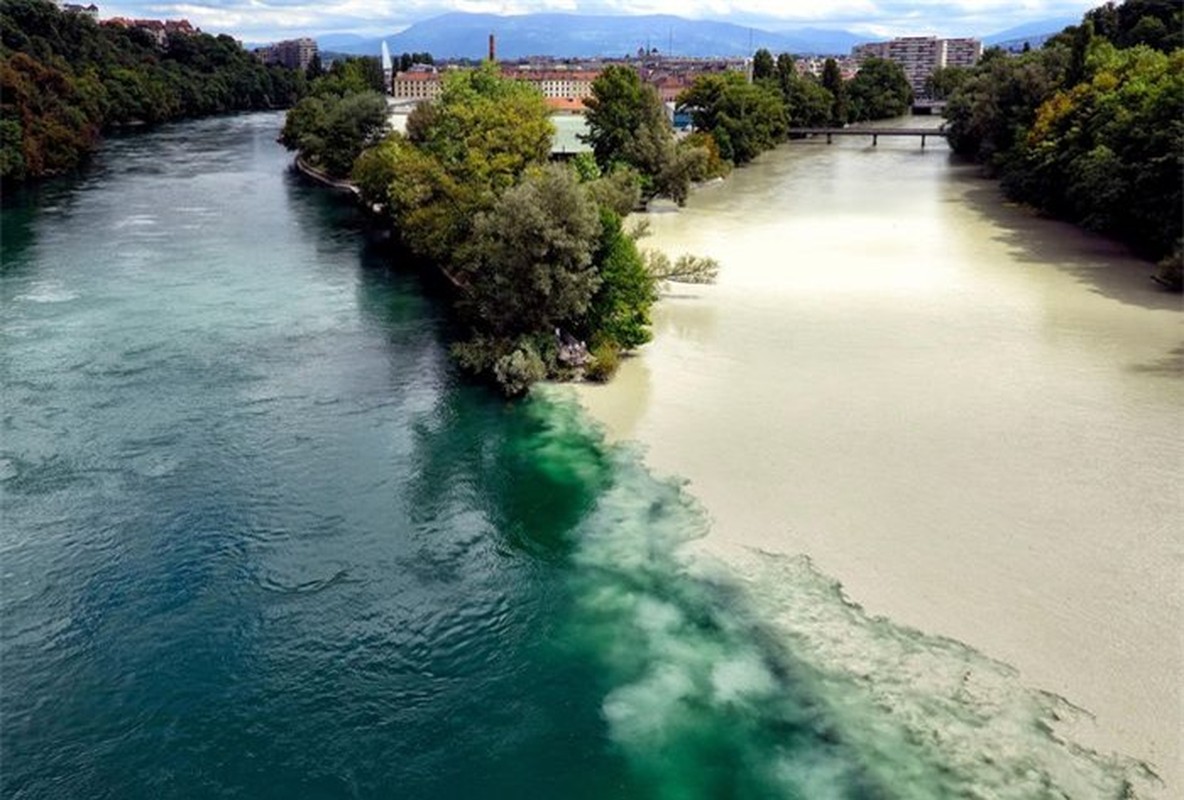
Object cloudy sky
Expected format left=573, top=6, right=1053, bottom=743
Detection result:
left=96, top=0, right=1100, bottom=43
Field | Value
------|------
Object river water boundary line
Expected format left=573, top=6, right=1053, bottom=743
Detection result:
left=576, top=130, right=1183, bottom=795
left=2, top=112, right=1170, bottom=798
left=290, top=119, right=1178, bottom=794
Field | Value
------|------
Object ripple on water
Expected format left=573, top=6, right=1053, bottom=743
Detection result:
left=13, top=281, right=79, bottom=304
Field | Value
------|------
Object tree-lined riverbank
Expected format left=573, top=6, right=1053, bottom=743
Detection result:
left=943, top=1, right=1183, bottom=286
left=0, top=0, right=306, bottom=185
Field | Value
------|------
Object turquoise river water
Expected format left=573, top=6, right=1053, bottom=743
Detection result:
left=0, top=112, right=1168, bottom=798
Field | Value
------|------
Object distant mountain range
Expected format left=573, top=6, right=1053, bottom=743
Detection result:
left=311, top=12, right=1082, bottom=61
left=982, top=17, right=1079, bottom=50
left=321, top=13, right=867, bottom=59
left=982, top=17, right=1079, bottom=45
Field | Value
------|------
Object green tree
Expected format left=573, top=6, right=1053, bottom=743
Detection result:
left=678, top=72, right=787, bottom=164
left=924, top=66, right=971, bottom=100
left=752, top=48, right=776, bottom=81
left=820, top=57, right=847, bottom=125
left=305, top=52, right=323, bottom=80
left=846, top=57, right=913, bottom=121
left=774, top=57, right=836, bottom=128
left=943, top=48, right=1065, bottom=165
left=944, top=2, right=1182, bottom=268
left=1008, top=44, right=1182, bottom=260
left=1, top=0, right=307, bottom=186
left=457, top=164, right=600, bottom=336
left=447, top=162, right=605, bottom=393
left=582, top=63, right=701, bottom=202
left=407, top=63, right=553, bottom=194
left=584, top=209, right=657, bottom=350
left=279, top=90, right=388, bottom=178
left=1085, top=0, right=1183, bottom=51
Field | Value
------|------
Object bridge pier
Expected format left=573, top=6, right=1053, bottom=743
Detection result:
left=826, top=133, right=832, bottom=144
left=872, top=134, right=878, bottom=146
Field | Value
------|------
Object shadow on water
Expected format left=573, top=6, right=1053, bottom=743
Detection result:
left=1128, top=342, right=1184, bottom=377
left=1, top=179, right=81, bottom=273
left=959, top=180, right=1181, bottom=312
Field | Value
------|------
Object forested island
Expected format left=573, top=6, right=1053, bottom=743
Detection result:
left=282, top=63, right=728, bottom=394
left=0, top=0, right=306, bottom=184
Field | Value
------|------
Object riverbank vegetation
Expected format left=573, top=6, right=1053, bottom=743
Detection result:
left=583, top=65, right=727, bottom=203
left=279, top=59, right=389, bottom=179
left=678, top=50, right=913, bottom=167
left=944, top=0, right=1183, bottom=288
left=0, top=0, right=306, bottom=186
left=284, top=53, right=918, bottom=394
left=293, top=64, right=717, bottom=395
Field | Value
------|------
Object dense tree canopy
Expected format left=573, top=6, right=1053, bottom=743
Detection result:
left=820, top=58, right=848, bottom=125
left=280, top=89, right=388, bottom=178
left=944, top=0, right=1182, bottom=284
left=775, top=55, right=834, bottom=128
left=678, top=72, right=787, bottom=165
left=457, top=164, right=601, bottom=338
left=752, top=48, right=776, bottom=81
left=407, top=64, right=553, bottom=193
left=846, top=58, right=913, bottom=121
left=343, top=65, right=669, bottom=393
left=582, top=65, right=703, bottom=203
left=1, top=0, right=305, bottom=184
left=1085, top=0, right=1183, bottom=50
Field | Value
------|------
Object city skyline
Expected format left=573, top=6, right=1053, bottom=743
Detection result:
left=96, top=1, right=1099, bottom=45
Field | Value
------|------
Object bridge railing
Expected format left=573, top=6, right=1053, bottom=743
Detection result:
left=786, top=126, right=949, bottom=147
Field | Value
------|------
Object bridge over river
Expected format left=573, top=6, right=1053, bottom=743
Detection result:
left=788, top=126, right=949, bottom=148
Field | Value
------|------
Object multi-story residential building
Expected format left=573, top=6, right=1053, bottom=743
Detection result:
left=852, top=36, right=982, bottom=95
left=503, top=67, right=599, bottom=102
left=254, top=38, right=318, bottom=72
left=944, top=37, right=984, bottom=69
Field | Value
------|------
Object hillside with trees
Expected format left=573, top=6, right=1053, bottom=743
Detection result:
left=944, top=0, right=1182, bottom=287
left=1, top=0, right=306, bottom=185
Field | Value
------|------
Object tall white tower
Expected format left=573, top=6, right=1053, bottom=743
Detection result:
left=380, top=41, right=393, bottom=95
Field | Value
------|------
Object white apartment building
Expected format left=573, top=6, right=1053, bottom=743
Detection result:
left=853, top=36, right=983, bottom=95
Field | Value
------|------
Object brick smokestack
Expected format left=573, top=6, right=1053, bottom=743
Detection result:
left=489, top=33, right=496, bottom=62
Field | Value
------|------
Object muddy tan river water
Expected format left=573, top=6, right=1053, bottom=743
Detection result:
left=577, top=132, right=1183, bottom=792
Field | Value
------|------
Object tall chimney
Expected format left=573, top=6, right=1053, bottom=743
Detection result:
left=489, top=33, right=496, bottom=62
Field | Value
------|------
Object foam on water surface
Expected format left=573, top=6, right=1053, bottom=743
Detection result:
left=530, top=387, right=1164, bottom=798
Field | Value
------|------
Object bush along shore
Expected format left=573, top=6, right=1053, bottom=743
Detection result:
left=283, top=63, right=720, bottom=396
